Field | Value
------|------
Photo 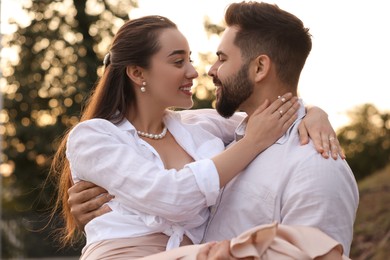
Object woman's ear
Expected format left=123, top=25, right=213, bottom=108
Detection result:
left=253, top=55, right=271, bottom=82
left=126, top=65, right=144, bottom=86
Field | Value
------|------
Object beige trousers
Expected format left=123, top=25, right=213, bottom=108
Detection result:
left=80, top=233, right=192, bottom=260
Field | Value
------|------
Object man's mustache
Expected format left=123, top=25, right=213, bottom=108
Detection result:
left=213, top=78, right=222, bottom=86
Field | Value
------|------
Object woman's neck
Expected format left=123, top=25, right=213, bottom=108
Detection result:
left=127, top=105, right=167, bottom=134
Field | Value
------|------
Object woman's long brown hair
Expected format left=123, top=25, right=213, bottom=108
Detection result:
left=49, top=15, right=177, bottom=246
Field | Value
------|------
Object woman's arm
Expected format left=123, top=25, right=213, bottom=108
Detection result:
left=178, top=109, right=245, bottom=145
left=67, top=94, right=298, bottom=222
left=181, top=105, right=343, bottom=160
left=213, top=95, right=299, bottom=186
left=67, top=119, right=219, bottom=222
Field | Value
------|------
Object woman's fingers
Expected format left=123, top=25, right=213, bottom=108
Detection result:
left=297, top=121, right=310, bottom=145
left=267, top=93, right=293, bottom=114
left=323, top=134, right=345, bottom=160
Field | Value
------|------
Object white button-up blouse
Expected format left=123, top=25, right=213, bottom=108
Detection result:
left=66, top=109, right=245, bottom=252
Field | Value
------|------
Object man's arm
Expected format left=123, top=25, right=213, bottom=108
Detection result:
left=68, top=181, right=113, bottom=230
left=195, top=241, right=343, bottom=260
left=196, top=241, right=239, bottom=260
left=281, top=157, right=359, bottom=256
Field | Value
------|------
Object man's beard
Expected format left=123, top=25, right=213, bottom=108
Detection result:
left=216, top=62, right=254, bottom=118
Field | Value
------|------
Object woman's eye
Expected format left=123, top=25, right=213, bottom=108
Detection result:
left=174, top=59, right=184, bottom=65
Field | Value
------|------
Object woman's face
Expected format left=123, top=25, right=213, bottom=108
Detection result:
left=144, top=28, right=198, bottom=109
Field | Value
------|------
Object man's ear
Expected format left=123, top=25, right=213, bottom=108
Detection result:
left=253, top=55, right=271, bottom=82
left=126, top=65, right=144, bottom=86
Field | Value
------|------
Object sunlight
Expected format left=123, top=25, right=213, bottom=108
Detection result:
left=0, top=162, right=14, bottom=177
left=1, top=46, right=20, bottom=66
left=34, top=110, right=57, bottom=127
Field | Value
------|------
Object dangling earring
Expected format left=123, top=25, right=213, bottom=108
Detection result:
left=140, top=82, right=146, bottom=93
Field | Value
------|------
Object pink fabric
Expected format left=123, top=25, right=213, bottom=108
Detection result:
left=140, top=222, right=351, bottom=260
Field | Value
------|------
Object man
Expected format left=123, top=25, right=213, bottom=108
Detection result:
left=197, top=2, right=359, bottom=257
left=67, top=1, right=358, bottom=257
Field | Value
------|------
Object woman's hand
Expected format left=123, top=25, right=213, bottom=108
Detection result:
left=298, top=106, right=345, bottom=160
left=213, top=93, right=299, bottom=187
left=245, top=93, right=299, bottom=152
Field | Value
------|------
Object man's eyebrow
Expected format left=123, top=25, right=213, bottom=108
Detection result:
left=216, top=51, right=225, bottom=56
left=167, top=50, right=189, bottom=57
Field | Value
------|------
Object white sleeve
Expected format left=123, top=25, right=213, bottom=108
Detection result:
left=66, top=119, right=220, bottom=223
left=281, top=156, right=359, bottom=256
left=178, top=109, right=245, bottom=145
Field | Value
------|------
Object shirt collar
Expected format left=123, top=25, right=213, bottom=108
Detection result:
left=115, top=110, right=175, bottom=136
left=116, top=118, right=136, bottom=132
left=234, top=99, right=306, bottom=144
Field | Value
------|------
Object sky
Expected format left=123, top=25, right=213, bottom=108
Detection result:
left=1, top=0, right=390, bottom=130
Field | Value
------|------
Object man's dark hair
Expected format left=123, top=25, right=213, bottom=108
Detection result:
left=225, top=1, right=312, bottom=87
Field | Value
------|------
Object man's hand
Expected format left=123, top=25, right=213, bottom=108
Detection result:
left=196, top=241, right=251, bottom=260
left=68, top=181, right=114, bottom=230
left=315, top=247, right=343, bottom=260
left=196, top=241, right=342, bottom=260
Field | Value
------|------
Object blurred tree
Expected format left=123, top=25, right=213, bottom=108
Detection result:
left=1, top=0, right=220, bottom=257
left=189, top=18, right=225, bottom=109
left=337, top=104, right=390, bottom=180
left=2, top=0, right=388, bottom=257
left=1, top=0, right=138, bottom=257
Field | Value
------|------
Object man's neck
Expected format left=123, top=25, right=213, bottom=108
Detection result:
left=241, top=88, right=297, bottom=116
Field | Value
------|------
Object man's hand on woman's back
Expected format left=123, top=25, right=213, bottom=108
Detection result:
left=68, top=181, right=114, bottom=230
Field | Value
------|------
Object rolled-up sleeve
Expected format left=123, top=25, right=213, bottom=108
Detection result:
left=66, top=119, right=220, bottom=223
left=186, top=159, right=220, bottom=206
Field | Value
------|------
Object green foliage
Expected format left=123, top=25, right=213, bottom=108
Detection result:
left=1, top=0, right=138, bottom=257
left=350, top=164, right=390, bottom=259
left=203, top=17, right=225, bottom=37
left=337, top=104, right=390, bottom=181
left=1, top=0, right=216, bottom=257
left=4, top=0, right=388, bottom=257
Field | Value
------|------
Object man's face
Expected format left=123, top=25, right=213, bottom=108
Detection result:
left=208, top=27, right=254, bottom=118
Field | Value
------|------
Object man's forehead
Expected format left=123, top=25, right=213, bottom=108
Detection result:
left=220, top=27, right=237, bottom=44
left=217, top=27, right=240, bottom=56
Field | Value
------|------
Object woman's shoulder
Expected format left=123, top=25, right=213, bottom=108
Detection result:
left=69, top=118, right=119, bottom=137
left=67, top=118, right=133, bottom=152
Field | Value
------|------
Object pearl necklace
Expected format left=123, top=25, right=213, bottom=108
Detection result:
left=137, top=126, right=168, bottom=140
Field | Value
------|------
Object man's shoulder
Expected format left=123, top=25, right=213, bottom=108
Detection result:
left=276, top=128, right=356, bottom=184
left=287, top=151, right=357, bottom=193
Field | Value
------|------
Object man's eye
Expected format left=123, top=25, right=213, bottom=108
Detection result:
left=218, top=56, right=225, bottom=62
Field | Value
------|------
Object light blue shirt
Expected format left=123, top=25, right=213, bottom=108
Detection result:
left=203, top=100, right=359, bottom=256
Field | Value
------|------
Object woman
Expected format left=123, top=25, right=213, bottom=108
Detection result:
left=51, top=15, right=339, bottom=259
